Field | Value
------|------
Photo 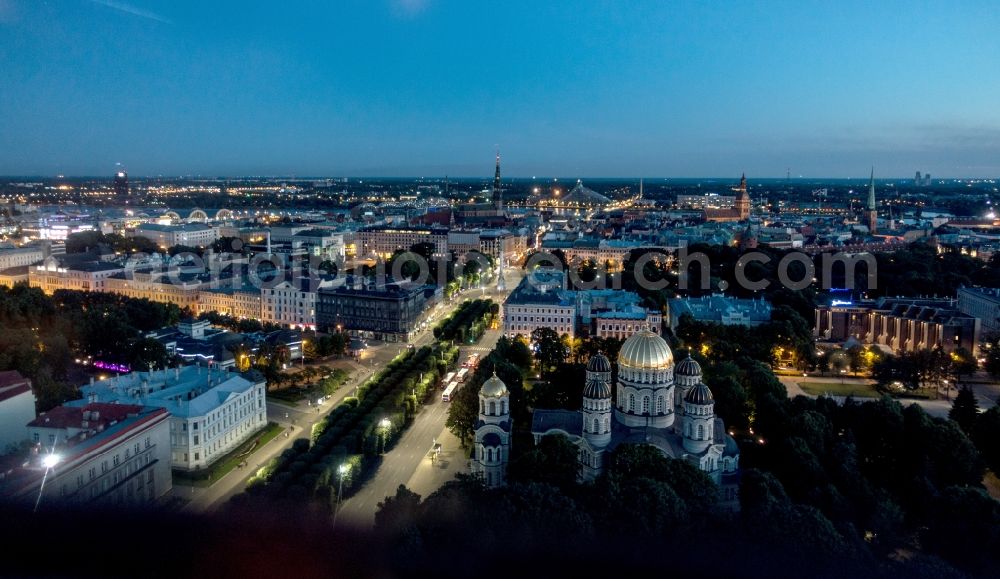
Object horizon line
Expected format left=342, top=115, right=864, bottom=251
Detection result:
left=0, top=174, right=987, bottom=181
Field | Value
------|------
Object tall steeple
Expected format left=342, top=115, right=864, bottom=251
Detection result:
left=867, top=167, right=876, bottom=211
left=733, top=173, right=750, bottom=221
left=866, top=167, right=878, bottom=234
left=492, top=149, right=503, bottom=212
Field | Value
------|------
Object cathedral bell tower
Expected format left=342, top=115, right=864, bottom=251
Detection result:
left=682, top=382, right=715, bottom=454
left=472, top=372, right=511, bottom=488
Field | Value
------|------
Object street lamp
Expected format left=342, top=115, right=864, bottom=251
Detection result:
left=34, top=452, right=61, bottom=513
left=378, top=418, right=392, bottom=454
left=333, top=463, right=350, bottom=529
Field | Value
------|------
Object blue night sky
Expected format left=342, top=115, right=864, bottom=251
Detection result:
left=1, top=0, right=999, bottom=178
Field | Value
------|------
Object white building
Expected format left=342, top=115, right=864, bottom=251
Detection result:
left=73, top=365, right=267, bottom=471
left=28, top=260, right=124, bottom=294
left=502, top=270, right=577, bottom=338
left=0, top=246, right=45, bottom=271
left=0, top=371, right=35, bottom=450
left=130, top=223, right=220, bottom=249
left=5, top=403, right=172, bottom=508
left=470, top=373, right=512, bottom=488
left=198, top=287, right=264, bottom=321
left=357, top=226, right=449, bottom=260
left=262, top=278, right=338, bottom=330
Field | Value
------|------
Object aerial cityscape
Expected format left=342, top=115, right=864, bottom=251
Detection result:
left=2, top=1, right=1000, bottom=578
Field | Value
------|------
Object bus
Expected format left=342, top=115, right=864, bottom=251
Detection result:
left=441, top=381, right=459, bottom=402
left=442, top=371, right=456, bottom=384
left=456, top=367, right=469, bottom=382
left=466, top=353, right=479, bottom=367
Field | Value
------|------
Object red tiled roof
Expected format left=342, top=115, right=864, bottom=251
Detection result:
left=0, top=383, right=31, bottom=404
left=0, top=370, right=29, bottom=390
left=28, top=403, right=143, bottom=430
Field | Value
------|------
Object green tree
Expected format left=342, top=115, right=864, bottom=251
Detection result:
left=948, top=385, right=980, bottom=433
left=531, top=327, right=566, bottom=373
left=507, top=434, right=580, bottom=489
left=972, top=405, right=1000, bottom=474
left=949, top=347, right=977, bottom=382
left=375, top=484, right=422, bottom=535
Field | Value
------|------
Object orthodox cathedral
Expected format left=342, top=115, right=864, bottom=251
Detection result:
left=471, top=328, right=740, bottom=507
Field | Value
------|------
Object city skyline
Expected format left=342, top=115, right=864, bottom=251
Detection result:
left=2, top=1, right=999, bottom=177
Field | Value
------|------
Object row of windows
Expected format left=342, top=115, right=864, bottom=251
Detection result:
left=81, top=436, right=154, bottom=484
left=509, top=324, right=571, bottom=334
left=626, top=393, right=666, bottom=415
left=478, top=446, right=504, bottom=464
left=480, top=399, right=508, bottom=415
left=587, top=417, right=611, bottom=434
left=511, top=315, right=571, bottom=324
left=684, top=421, right=712, bottom=441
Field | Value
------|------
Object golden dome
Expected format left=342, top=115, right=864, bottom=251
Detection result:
left=618, top=329, right=673, bottom=370
left=481, top=372, right=508, bottom=397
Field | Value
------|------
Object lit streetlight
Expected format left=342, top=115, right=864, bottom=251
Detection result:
left=378, top=418, right=392, bottom=454
left=332, top=463, right=350, bottom=529
left=34, top=452, right=61, bottom=513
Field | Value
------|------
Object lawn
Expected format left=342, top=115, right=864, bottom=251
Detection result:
left=268, top=368, right=349, bottom=404
left=173, top=422, right=286, bottom=488
left=798, top=381, right=878, bottom=398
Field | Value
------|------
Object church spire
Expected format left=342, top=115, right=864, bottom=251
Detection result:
left=867, top=166, right=876, bottom=210
left=866, top=167, right=878, bottom=234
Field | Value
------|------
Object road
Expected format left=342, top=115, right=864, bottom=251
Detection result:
left=175, top=267, right=522, bottom=514
left=779, top=373, right=999, bottom=419
left=336, top=267, right=521, bottom=527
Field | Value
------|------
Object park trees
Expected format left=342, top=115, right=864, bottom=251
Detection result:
left=531, top=327, right=567, bottom=374
left=948, top=385, right=980, bottom=433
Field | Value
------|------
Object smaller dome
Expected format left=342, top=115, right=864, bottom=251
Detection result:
left=481, top=372, right=508, bottom=398
left=582, top=377, right=612, bottom=399
left=675, top=355, right=702, bottom=377
left=723, top=435, right=739, bottom=457
left=684, top=382, right=714, bottom=405
left=586, top=353, right=611, bottom=373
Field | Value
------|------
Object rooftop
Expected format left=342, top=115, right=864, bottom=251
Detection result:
left=73, top=366, right=263, bottom=419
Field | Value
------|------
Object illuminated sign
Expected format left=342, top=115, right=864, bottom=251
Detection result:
left=93, top=360, right=131, bottom=373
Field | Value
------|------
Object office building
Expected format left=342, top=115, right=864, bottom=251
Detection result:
left=0, top=371, right=35, bottom=449
left=502, top=270, right=577, bottom=338
left=957, top=286, right=1000, bottom=334
left=130, top=223, right=220, bottom=249
left=814, top=297, right=980, bottom=355
left=74, top=366, right=267, bottom=471
left=2, top=403, right=171, bottom=508
left=316, top=278, right=430, bottom=342
left=668, top=295, right=772, bottom=328
left=28, top=261, right=124, bottom=294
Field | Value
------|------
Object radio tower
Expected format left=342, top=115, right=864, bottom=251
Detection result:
left=492, top=149, right=503, bottom=212
left=494, top=149, right=506, bottom=292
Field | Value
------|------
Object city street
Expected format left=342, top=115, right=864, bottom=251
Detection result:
left=336, top=267, right=521, bottom=526
left=174, top=266, right=522, bottom=514
left=337, top=326, right=504, bottom=527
